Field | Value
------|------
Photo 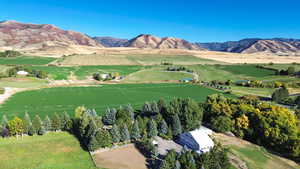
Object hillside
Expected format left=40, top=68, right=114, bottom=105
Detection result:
left=124, top=34, right=205, bottom=50
left=197, top=38, right=300, bottom=54
left=0, top=20, right=103, bottom=51
left=93, top=36, right=128, bottom=47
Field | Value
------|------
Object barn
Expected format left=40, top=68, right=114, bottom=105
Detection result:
left=175, top=126, right=214, bottom=154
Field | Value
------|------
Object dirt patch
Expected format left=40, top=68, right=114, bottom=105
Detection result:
left=92, top=144, right=148, bottom=169
left=213, top=133, right=251, bottom=148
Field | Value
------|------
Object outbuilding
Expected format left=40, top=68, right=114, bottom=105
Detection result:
left=175, top=126, right=214, bottom=154
left=17, top=70, right=29, bottom=76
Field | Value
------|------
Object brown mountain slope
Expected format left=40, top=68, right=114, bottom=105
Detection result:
left=0, top=20, right=103, bottom=51
left=241, top=40, right=300, bottom=54
left=125, top=34, right=204, bottom=50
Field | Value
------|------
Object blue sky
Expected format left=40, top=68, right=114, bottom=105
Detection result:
left=1, top=0, right=300, bottom=42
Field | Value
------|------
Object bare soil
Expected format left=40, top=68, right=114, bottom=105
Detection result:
left=92, top=144, right=148, bottom=169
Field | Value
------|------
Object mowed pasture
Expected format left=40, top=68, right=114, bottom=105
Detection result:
left=0, top=83, right=231, bottom=118
left=188, top=64, right=283, bottom=81
left=0, top=56, right=56, bottom=65
left=26, top=65, right=143, bottom=80
left=0, top=132, right=98, bottom=169
left=59, top=53, right=224, bottom=66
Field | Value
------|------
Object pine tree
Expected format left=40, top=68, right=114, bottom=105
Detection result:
left=38, top=126, right=46, bottom=135
left=158, top=119, right=168, bottom=135
left=23, top=113, right=31, bottom=134
left=147, top=119, right=158, bottom=138
left=142, top=102, right=152, bottom=114
left=124, top=104, right=135, bottom=120
left=179, top=151, right=196, bottom=169
left=151, top=101, right=159, bottom=113
left=88, top=135, right=99, bottom=151
left=94, top=116, right=103, bottom=129
left=52, top=113, right=61, bottom=131
left=175, top=160, right=181, bottom=169
left=110, top=124, right=121, bottom=143
left=1, top=115, right=8, bottom=128
left=43, top=115, right=52, bottom=131
left=62, top=112, right=72, bottom=131
left=102, top=108, right=116, bottom=125
left=1, top=127, right=9, bottom=138
left=28, top=124, right=34, bottom=136
left=172, top=114, right=182, bottom=136
left=85, top=119, right=97, bottom=139
left=131, top=120, right=141, bottom=141
left=32, top=115, right=43, bottom=134
left=95, top=129, right=112, bottom=148
left=120, top=124, right=130, bottom=142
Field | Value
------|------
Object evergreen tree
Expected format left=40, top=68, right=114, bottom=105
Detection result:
left=95, top=129, right=112, bottom=148
left=120, top=124, right=130, bottom=142
left=110, top=124, right=121, bottom=143
left=85, top=119, right=97, bottom=139
left=157, top=98, right=168, bottom=115
left=147, top=119, right=158, bottom=138
left=1, top=127, right=9, bottom=138
left=32, top=115, right=43, bottom=134
left=131, top=120, right=141, bottom=141
left=158, top=119, right=168, bottom=135
left=28, top=124, right=34, bottom=136
left=43, top=115, right=52, bottom=131
left=38, top=126, right=46, bottom=135
left=88, top=135, right=99, bottom=151
left=159, top=150, right=177, bottom=169
left=172, top=114, right=182, bottom=136
left=272, top=87, right=289, bottom=103
left=62, top=112, right=72, bottom=131
left=102, top=108, right=116, bottom=125
left=8, top=117, right=24, bottom=137
left=94, top=116, right=103, bottom=128
left=124, top=104, right=135, bottom=120
left=142, top=101, right=152, bottom=114
left=175, top=160, right=181, bottom=169
left=23, top=113, right=31, bottom=134
left=151, top=101, right=159, bottom=114
left=52, top=113, right=62, bottom=131
left=179, top=151, right=196, bottom=169
left=1, top=115, right=8, bottom=128
left=78, top=112, right=91, bottom=138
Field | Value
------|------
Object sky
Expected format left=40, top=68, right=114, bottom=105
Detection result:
left=1, top=0, right=300, bottom=42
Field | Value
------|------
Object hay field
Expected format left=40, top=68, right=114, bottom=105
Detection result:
left=0, top=83, right=232, bottom=118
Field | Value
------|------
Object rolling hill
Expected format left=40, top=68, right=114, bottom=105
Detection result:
left=0, top=20, right=103, bottom=51
left=196, top=38, right=300, bottom=54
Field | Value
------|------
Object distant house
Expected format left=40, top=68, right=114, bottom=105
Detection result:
left=17, top=70, right=29, bottom=76
left=175, top=126, right=214, bottom=154
left=235, top=80, right=250, bottom=86
left=181, top=77, right=193, bottom=83
left=100, top=74, right=110, bottom=79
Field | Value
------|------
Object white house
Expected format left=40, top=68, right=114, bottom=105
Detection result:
left=176, top=126, right=214, bottom=154
left=100, top=74, right=110, bottom=79
left=17, top=70, right=29, bottom=76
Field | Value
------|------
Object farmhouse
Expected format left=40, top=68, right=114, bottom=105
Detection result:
left=181, top=77, right=193, bottom=83
left=16, top=70, right=29, bottom=76
left=100, top=74, right=110, bottom=79
left=175, top=126, right=214, bottom=154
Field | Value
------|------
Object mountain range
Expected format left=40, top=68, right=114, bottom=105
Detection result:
left=0, top=20, right=300, bottom=55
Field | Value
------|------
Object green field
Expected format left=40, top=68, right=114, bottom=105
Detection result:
left=263, top=64, right=300, bottom=71
left=0, top=56, right=56, bottom=65
left=123, top=68, right=194, bottom=82
left=230, top=86, right=275, bottom=97
left=0, top=77, right=48, bottom=88
left=187, top=64, right=287, bottom=81
left=0, top=132, right=98, bottom=169
left=26, top=65, right=143, bottom=80
left=0, top=83, right=232, bottom=118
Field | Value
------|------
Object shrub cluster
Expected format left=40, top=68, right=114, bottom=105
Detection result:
left=0, top=50, right=22, bottom=58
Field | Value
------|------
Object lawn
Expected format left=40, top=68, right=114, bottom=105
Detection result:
left=0, top=56, right=56, bottom=65
left=0, top=83, right=232, bottom=118
left=263, top=64, right=300, bottom=71
left=0, top=132, right=98, bottom=169
left=230, top=86, right=275, bottom=97
left=27, top=66, right=75, bottom=80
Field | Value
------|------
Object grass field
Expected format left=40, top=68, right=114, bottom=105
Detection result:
left=263, top=64, right=300, bottom=71
left=123, top=68, right=194, bottom=82
left=230, top=86, right=275, bottom=97
left=0, top=56, right=56, bottom=65
left=0, top=83, right=232, bottom=118
left=0, top=132, right=98, bottom=169
left=0, top=77, right=48, bottom=88
left=60, top=53, right=224, bottom=66
left=187, top=64, right=293, bottom=82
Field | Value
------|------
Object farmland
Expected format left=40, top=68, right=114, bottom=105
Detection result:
left=0, top=132, right=98, bottom=169
left=0, top=83, right=232, bottom=118
left=0, top=56, right=56, bottom=65
left=59, top=53, right=224, bottom=66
